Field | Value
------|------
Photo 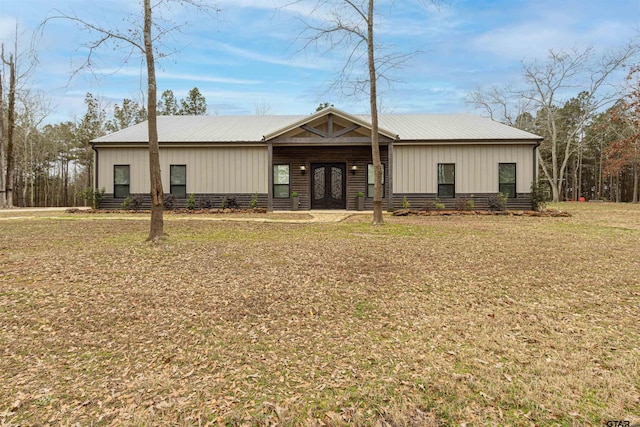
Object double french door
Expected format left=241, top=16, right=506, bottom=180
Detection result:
left=311, top=163, right=346, bottom=209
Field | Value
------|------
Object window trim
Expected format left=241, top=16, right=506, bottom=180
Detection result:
left=366, top=163, right=385, bottom=198
left=113, top=165, right=130, bottom=198
left=499, top=163, right=517, bottom=198
left=437, top=163, right=455, bottom=198
left=170, top=164, right=187, bottom=198
left=273, top=164, right=291, bottom=199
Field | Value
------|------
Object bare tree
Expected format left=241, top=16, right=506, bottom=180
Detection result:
left=0, top=52, right=5, bottom=207
left=470, top=45, right=638, bottom=202
left=291, top=0, right=434, bottom=224
left=1, top=46, right=17, bottom=208
left=40, top=0, right=218, bottom=241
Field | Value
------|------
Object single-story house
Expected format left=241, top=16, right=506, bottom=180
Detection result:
left=91, top=107, right=542, bottom=210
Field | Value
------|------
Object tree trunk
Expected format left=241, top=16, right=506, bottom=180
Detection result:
left=633, top=163, right=639, bottom=203
left=367, top=0, right=384, bottom=225
left=0, top=65, right=5, bottom=208
left=144, top=0, right=164, bottom=242
left=4, top=53, right=16, bottom=208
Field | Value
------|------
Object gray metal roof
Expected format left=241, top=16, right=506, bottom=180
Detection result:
left=92, top=109, right=541, bottom=144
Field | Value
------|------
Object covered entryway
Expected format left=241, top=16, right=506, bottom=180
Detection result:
left=311, top=163, right=346, bottom=209
left=266, top=108, right=395, bottom=211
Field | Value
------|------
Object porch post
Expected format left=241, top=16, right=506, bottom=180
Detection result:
left=267, top=140, right=273, bottom=212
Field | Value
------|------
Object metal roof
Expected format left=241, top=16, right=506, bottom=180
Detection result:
left=92, top=109, right=541, bottom=144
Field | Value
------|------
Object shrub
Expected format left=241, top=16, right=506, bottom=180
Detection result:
left=357, top=191, right=364, bottom=198
left=530, top=181, right=548, bottom=211
left=434, top=197, right=445, bottom=210
left=198, top=195, right=215, bottom=209
left=454, top=195, right=475, bottom=211
left=186, top=193, right=196, bottom=210
left=129, top=194, right=144, bottom=210
left=120, top=197, right=131, bottom=210
left=487, top=192, right=508, bottom=211
left=291, top=191, right=299, bottom=197
left=226, top=196, right=239, bottom=209
left=163, top=193, right=176, bottom=210
left=402, top=196, right=410, bottom=209
left=466, top=194, right=475, bottom=210
left=78, top=187, right=105, bottom=209
left=249, top=192, right=259, bottom=209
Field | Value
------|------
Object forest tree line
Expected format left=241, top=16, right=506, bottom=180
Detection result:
left=1, top=42, right=639, bottom=207
left=0, top=83, right=206, bottom=208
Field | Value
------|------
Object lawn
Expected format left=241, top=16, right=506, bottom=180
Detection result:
left=1, top=203, right=639, bottom=426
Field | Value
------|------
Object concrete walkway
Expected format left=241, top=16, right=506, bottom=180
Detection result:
left=0, top=207, right=378, bottom=223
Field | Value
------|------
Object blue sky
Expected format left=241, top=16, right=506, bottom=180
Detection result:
left=0, top=0, right=638, bottom=124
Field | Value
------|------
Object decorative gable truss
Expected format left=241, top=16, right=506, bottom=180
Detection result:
left=264, top=107, right=397, bottom=145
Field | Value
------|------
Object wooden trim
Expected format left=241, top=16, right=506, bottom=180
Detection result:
left=301, top=124, right=327, bottom=138
left=334, top=124, right=361, bottom=137
left=273, top=136, right=391, bottom=145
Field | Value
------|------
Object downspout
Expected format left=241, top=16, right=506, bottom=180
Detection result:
left=533, top=140, right=541, bottom=182
left=533, top=140, right=541, bottom=209
left=387, top=136, right=398, bottom=212
left=92, top=143, right=98, bottom=191
left=92, top=143, right=99, bottom=208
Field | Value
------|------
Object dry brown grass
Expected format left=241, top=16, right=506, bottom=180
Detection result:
left=1, top=203, right=639, bottom=426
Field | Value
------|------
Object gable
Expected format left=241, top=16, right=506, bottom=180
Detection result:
left=264, top=107, right=397, bottom=145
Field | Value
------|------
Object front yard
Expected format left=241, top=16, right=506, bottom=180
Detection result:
left=1, top=203, right=639, bottom=426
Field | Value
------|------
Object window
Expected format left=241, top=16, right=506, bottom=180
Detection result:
left=499, top=163, right=516, bottom=198
left=437, top=163, right=455, bottom=198
left=273, top=164, right=290, bottom=198
left=113, top=165, right=130, bottom=198
left=170, top=165, right=187, bottom=198
left=367, top=163, right=385, bottom=198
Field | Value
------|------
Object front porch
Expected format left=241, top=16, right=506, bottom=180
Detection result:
left=269, top=145, right=390, bottom=211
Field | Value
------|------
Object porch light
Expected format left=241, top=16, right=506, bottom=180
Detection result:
left=300, top=165, right=307, bottom=174
left=351, top=165, right=358, bottom=174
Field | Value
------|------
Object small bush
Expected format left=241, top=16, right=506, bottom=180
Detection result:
left=291, top=191, right=299, bottom=198
left=198, top=196, right=215, bottom=210
left=163, top=194, right=176, bottom=210
left=530, top=181, right=548, bottom=211
left=434, top=197, right=445, bottom=210
left=454, top=195, right=475, bottom=211
left=78, top=187, right=105, bottom=209
left=225, top=196, right=239, bottom=209
left=186, top=193, right=196, bottom=210
left=129, top=194, right=144, bottom=210
left=249, top=193, right=259, bottom=209
left=402, top=196, right=410, bottom=209
left=487, top=192, right=508, bottom=211
left=120, top=197, right=131, bottom=210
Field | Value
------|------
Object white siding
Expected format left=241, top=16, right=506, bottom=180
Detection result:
left=97, top=146, right=268, bottom=194
left=393, top=144, right=535, bottom=194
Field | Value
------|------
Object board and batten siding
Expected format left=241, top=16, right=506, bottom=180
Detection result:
left=393, top=144, right=535, bottom=194
left=97, top=146, right=268, bottom=194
